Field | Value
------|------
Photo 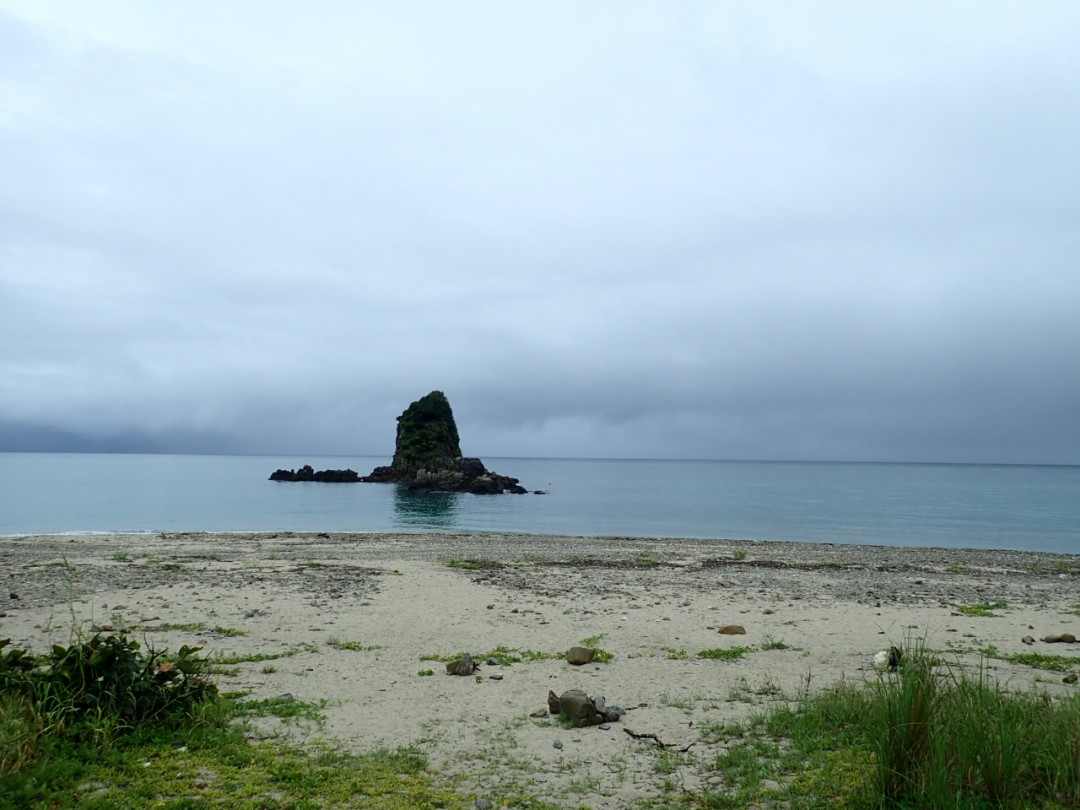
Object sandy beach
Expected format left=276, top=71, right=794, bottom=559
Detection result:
left=2, top=532, right=1078, bottom=807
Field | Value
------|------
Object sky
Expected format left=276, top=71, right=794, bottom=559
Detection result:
left=1, top=2, right=1078, bottom=464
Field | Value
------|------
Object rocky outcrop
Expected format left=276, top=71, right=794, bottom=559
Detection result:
left=360, top=391, right=528, bottom=494
left=269, top=465, right=360, bottom=482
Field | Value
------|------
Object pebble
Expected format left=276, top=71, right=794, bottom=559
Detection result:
left=553, top=740, right=563, bottom=749
left=489, top=673, right=503, bottom=681
left=476, top=800, right=494, bottom=810
left=1022, top=636, right=1036, bottom=645
left=718, top=624, right=746, bottom=635
left=598, top=723, right=611, bottom=730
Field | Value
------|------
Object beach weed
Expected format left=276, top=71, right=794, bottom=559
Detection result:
left=699, top=646, right=754, bottom=661
left=325, top=636, right=381, bottom=652
left=580, top=634, right=615, bottom=663
left=443, top=558, right=504, bottom=570
left=662, top=646, right=689, bottom=660
left=232, top=694, right=328, bottom=727
left=210, top=625, right=246, bottom=637
left=1000, top=651, right=1079, bottom=672
left=732, top=549, right=748, bottom=561
left=213, top=647, right=306, bottom=665
left=952, top=601, right=1009, bottom=617
left=760, top=636, right=790, bottom=651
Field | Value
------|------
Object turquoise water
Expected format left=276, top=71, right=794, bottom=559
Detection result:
left=0, top=453, right=1077, bottom=553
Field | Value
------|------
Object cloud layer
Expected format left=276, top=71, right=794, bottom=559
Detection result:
left=2, top=2, right=1079, bottom=463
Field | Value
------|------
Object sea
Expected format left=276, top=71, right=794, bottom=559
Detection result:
left=0, top=453, right=1077, bottom=554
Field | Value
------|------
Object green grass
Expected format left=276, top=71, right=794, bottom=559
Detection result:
left=759, top=636, right=790, bottom=651
left=419, top=646, right=558, bottom=666
left=0, top=634, right=473, bottom=808
left=578, top=634, right=615, bottom=663
left=231, top=694, right=329, bottom=726
left=1000, top=651, right=1080, bottom=672
left=325, top=637, right=381, bottom=652
left=661, top=646, right=689, bottom=660
left=210, top=626, right=247, bottom=637
left=952, top=601, right=1009, bottom=617
left=696, top=646, right=1080, bottom=808
left=698, top=646, right=754, bottom=661
left=212, top=646, right=310, bottom=666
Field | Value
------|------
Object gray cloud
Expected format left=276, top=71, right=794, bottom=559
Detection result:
left=2, top=1, right=1079, bottom=464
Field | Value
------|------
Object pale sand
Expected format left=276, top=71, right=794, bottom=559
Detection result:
left=2, top=532, right=1078, bottom=807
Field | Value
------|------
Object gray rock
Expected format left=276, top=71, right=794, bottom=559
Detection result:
left=548, top=688, right=604, bottom=727
left=476, top=800, right=494, bottom=810
left=553, top=740, right=563, bottom=749
left=446, top=654, right=478, bottom=675
left=566, top=646, right=595, bottom=665
left=1022, top=635, right=1036, bottom=645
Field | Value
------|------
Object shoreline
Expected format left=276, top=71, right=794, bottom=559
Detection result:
left=3, top=532, right=1078, bottom=807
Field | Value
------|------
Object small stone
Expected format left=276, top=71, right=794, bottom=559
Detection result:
left=1042, top=635, right=1063, bottom=643
left=1063, top=673, right=1078, bottom=684
left=553, top=740, right=563, bottom=749
left=487, top=657, right=500, bottom=666
left=8, top=593, right=17, bottom=600
left=530, top=708, right=547, bottom=718
left=718, top=625, right=746, bottom=635
left=476, top=800, right=494, bottom=810
left=489, top=673, right=503, bottom=681
left=1061, top=633, right=1076, bottom=643
left=1022, top=636, right=1036, bottom=645
left=598, top=723, right=611, bottom=730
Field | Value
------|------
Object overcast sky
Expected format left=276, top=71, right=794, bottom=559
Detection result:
left=1, top=2, right=1078, bottom=464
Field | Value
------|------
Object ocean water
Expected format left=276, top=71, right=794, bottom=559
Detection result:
left=0, top=453, right=1077, bottom=554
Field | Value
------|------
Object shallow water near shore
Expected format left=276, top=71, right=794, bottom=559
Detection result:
left=2, top=453, right=1078, bottom=553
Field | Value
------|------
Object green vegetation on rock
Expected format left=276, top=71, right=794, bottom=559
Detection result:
left=391, top=390, right=462, bottom=475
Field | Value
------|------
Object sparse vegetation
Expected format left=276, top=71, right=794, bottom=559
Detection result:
left=442, top=558, right=504, bottom=570
left=952, top=601, right=1009, bottom=617
left=695, top=646, right=1080, bottom=808
left=325, top=636, right=381, bottom=652
left=699, top=645, right=755, bottom=661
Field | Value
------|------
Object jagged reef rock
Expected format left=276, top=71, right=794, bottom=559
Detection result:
left=269, top=465, right=360, bottom=482
left=361, top=391, right=527, bottom=494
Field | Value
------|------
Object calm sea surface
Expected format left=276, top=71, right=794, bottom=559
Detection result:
left=0, top=453, right=1077, bottom=554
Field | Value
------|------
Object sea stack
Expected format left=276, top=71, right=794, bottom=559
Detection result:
left=361, top=391, right=528, bottom=494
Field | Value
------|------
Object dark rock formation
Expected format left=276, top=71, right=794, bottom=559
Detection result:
left=269, top=465, right=360, bottom=483
left=360, top=391, right=527, bottom=494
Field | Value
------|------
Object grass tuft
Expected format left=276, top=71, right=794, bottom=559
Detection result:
left=698, top=646, right=754, bottom=661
